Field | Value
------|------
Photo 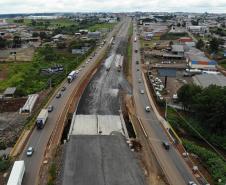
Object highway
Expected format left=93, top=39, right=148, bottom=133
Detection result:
left=131, top=21, right=198, bottom=185
left=19, top=19, right=123, bottom=185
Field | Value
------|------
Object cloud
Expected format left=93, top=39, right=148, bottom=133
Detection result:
left=0, top=0, right=225, bottom=13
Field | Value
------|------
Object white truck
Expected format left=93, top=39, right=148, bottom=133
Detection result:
left=7, top=160, right=25, bottom=185
left=67, top=70, right=77, bottom=83
left=36, top=109, right=48, bottom=129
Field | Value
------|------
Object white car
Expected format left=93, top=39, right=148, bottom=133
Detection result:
left=188, top=181, right=197, bottom=185
left=86, top=61, right=89, bottom=64
left=26, top=146, right=34, bottom=156
left=75, top=70, right=79, bottom=74
left=145, top=106, right=150, bottom=112
left=140, top=90, right=144, bottom=94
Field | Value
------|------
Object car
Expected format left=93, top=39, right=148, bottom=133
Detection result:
left=48, top=105, right=54, bottom=112
left=61, top=86, right=66, bottom=91
left=75, top=70, right=79, bottom=74
left=162, top=141, right=170, bottom=150
left=56, top=93, right=61, bottom=98
left=26, top=146, right=34, bottom=156
left=145, top=106, right=150, bottom=112
left=136, top=61, right=139, bottom=64
left=140, top=89, right=144, bottom=94
left=86, top=61, right=89, bottom=64
left=188, top=181, right=197, bottom=185
left=138, top=78, right=142, bottom=83
left=137, top=68, right=140, bottom=71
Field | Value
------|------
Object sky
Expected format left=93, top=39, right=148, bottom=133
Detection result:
left=0, top=0, right=226, bottom=14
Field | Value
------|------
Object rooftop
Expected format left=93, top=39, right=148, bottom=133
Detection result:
left=193, top=74, right=226, bottom=88
left=3, top=87, right=16, bottom=96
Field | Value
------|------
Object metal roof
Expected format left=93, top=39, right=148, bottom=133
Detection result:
left=193, top=74, right=226, bottom=88
left=171, top=45, right=184, bottom=52
left=3, top=87, right=16, bottom=95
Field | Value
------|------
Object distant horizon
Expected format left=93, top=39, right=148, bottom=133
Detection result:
left=0, top=11, right=226, bottom=16
left=0, top=0, right=226, bottom=15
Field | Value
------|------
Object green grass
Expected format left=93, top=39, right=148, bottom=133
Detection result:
left=0, top=45, right=95, bottom=95
left=6, top=18, right=77, bottom=29
left=88, top=23, right=116, bottom=32
left=160, top=32, right=189, bottom=40
left=125, top=23, right=133, bottom=77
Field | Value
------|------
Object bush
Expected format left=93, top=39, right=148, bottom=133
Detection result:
left=0, top=158, right=11, bottom=172
left=183, top=140, right=226, bottom=185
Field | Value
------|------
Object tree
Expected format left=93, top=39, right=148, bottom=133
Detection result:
left=39, top=45, right=58, bottom=62
left=39, top=32, right=47, bottom=41
left=57, top=42, right=66, bottom=49
left=0, top=37, right=7, bottom=48
left=209, top=37, right=220, bottom=53
left=32, top=32, right=39, bottom=37
left=178, top=84, right=226, bottom=133
left=177, top=84, right=202, bottom=110
left=13, top=35, right=21, bottom=48
left=196, top=39, right=205, bottom=50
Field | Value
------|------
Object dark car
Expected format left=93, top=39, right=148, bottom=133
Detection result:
left=136, top=61, right=139, bottom=64
left=61, top=86, right=66, bottom=91
left=56, top=93, right=61, bottom=99
left=162, top=141, right=170, bottom=150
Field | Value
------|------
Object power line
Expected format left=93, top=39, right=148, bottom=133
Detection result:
left=171, top=107, right=226, bottom=161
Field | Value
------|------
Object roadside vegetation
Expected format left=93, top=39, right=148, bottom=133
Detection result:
left=125, top=22, right=133, bottom=79
left=0, top=40, right=96, bottom=95
left=183, top=140, right=226, bottom=185
left=167, top=84, right=226, bottom=184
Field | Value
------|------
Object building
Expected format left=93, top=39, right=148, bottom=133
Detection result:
left=178, top=37, right=193, bottom=43
left=187, top=26, right=209, bottom=34
left=20, top=94, right=39, bottom=114
left=193, top=74, right=226, bottom=88
left=87, top=32, right=101, bottom=40
left=185, top=48, right=217, bottom=71
left=171, top=45, right=184, bottom=56
left=3, top=87, right=16, bottom=98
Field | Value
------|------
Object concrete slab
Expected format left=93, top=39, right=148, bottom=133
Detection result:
left=98, top=115, right=123, bottom=135
left=62, top=135, right=146, bottom=185
left=70, top=114, right=97, bottom=135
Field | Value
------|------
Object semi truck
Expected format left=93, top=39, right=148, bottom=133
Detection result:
left=36, top=109, right=48, bottom=129
left=67, top=70, right=77, bottom=83
left=7, top=160, right=25, bottom=185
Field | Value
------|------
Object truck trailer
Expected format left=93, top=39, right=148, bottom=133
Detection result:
left=67, top=70, right=77, bottom=83
left=7, top=160, right=25, bottom=185
left=36, top=109, right=48, bottom=129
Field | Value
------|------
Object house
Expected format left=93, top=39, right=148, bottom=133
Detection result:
left=87, top=32, right=101, bottom=40
left=187, top=26, right=209, bottom=34
left=193, top=74, right=226, bottom=88
left=52, top=34, right=67, bottom=42
left=178, top=37, right=193, bottom=43
left=171, top=45, right=184, bottom=56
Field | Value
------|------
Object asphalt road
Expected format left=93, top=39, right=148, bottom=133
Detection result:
left=131, top=21, right=197, bottom=185
left=18, top=20, right=123, bottom=185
